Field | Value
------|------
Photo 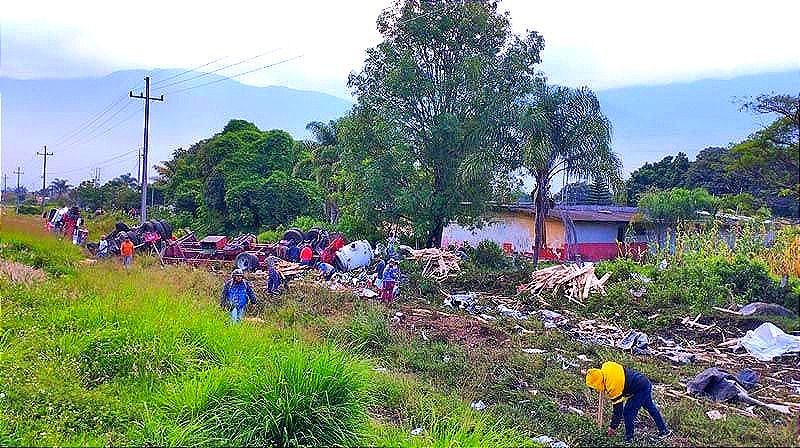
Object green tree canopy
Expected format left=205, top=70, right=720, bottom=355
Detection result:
left=346, top=0, right=544, bottom=246
left=514, top=82, right=621, bottom=266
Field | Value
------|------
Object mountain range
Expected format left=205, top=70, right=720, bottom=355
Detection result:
left=1, top=68, right=798, bottom=189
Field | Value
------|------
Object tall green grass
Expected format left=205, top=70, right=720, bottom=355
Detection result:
left=1, top=216, right=536, bottom=447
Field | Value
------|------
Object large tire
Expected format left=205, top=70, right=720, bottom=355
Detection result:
left=126, top=230, right=142, bottom=246
left=159, top=220, right=173, bottom=239
left=115, top=221, right=130, bottom=232
left=305, top=228, right=321, bottom=243
left=235, top=252, right=260, bottom=272
left=141, top=221, right=156, bottom=233
left=152, top=221, right=166, bottom=239
left=282, top=228, right=304, bottom=246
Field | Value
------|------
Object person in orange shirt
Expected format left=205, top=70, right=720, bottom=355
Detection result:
left=120, top=237, right=134, bottom=269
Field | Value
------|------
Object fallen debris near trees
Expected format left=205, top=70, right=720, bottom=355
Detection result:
left=407, top=248, right=461, bottom=281
left=517, top=263, right=610, bottom=304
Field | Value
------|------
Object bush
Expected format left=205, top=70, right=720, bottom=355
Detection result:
left=342, top=302, right=391, bottom=354
left=473, top=240, right=509, bottom=269
left=257, top=226, right=285, bottom=243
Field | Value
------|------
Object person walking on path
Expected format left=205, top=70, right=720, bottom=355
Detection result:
left=220, top=269, right=257, bottom=323
left=586, top=361, right=672, bottom=442
left=120, top=237, right=134, bottom=269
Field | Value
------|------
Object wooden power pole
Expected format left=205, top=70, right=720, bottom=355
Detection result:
left=13, top=166, right=23, bottom=214
left=129, top=76, right=163, bottom=223
left=37, top=145, right=53, bottom=214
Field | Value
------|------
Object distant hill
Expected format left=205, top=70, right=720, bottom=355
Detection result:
left=1, top=68, right=798, bottom=188
left=595, top=70, right=800, bottom=173
left=0, top=69, right=353, bottom=187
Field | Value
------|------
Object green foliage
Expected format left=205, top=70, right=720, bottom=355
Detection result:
left=341, top=301, right=391, bottom=354
left=157, top=121, right=323, bottom=235
left=0, top=223, right=82, bottom=276
left=638, top=187, right=719, bottom=223
left=625, top=152, right=690, bottom=205
left=346, top=0, right=545, bottom=246
left=473, top=240, right=509, bottom=269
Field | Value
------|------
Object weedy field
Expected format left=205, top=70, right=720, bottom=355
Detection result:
left=1, top=214, right=798, bottom=447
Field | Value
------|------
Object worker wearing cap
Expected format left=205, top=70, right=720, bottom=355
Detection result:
left=586, top=361, right=671, bottom=442
left=221, top=269, right=256, bottom=323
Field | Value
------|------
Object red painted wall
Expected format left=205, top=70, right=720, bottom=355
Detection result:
left=533, top=242, right=648, bottom=261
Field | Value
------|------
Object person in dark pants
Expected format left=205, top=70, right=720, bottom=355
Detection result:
left=586, top=361, right=672, bottom=442
left=266, top=258, right=281, bottom=294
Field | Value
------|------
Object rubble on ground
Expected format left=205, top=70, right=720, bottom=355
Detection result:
left=407, top=248, right=461, bottom=281
left=0, top=259, right=46, bottom=285
left=517, top=263, right=611, bottom=305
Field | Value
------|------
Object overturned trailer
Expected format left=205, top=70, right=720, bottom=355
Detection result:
left=161, top=228, right=375, bottom=273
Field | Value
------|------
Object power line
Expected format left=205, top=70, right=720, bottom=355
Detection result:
left=53, top=104, right=143, bottom=155
left=49, top=148, right=140, bottom=176
left=150, top=56, right=228, bottom=87
left=54, top=101, right=135, bottom=150
left=153, top=49, right=280, bottom=91
left=164, top=55, right=303, bottom=95
left=50, top=95, right=129, bottom=147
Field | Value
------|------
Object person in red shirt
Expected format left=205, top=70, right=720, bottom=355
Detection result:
left=299, top=244, right=313, bottom=266
left=120, top=237, right=134, bottom=269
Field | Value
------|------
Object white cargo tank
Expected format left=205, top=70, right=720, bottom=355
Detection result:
left=335, top=240, right=374, bottom=272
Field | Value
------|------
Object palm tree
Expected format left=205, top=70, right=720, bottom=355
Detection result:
left=296, top=120, right=341, bottom=224
left=49, top=178, right=71, bottom=199
left=517, top=83, right=621, bottom=267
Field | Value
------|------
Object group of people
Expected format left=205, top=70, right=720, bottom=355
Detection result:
left=95, top=234, right=135, bottom=269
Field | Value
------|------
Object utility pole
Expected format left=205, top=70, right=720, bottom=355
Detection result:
left=13, top=166, right=23, bottom=214
left=137, top=148, right=142, bottom=184
left=2, top=173, right=7, bottom=197
left=94, top=168, right=100, bottom=187
left=37, top=145, right=54, bottom=214
left=129, top=76, right=164, bottom=223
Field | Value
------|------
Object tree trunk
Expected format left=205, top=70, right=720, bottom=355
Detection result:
left=532, top=176, right=550, bottom=269
left=426, top=216, right=445, bottom=248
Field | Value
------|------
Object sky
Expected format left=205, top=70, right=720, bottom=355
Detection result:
left=1, top=0, right=799, bottom=190
left=2, top=0, right=799, bottom=99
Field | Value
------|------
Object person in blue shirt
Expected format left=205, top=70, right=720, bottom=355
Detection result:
left=381, top=259, right=399, bottom=303
left=220, top=269, right=257, bottom=323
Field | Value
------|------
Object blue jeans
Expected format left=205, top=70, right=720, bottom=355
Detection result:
left=624, top=382, right=667, bottom=440
left=230, top=306, right=245, bottom=323
left=268, top=271, right=280, bottom=293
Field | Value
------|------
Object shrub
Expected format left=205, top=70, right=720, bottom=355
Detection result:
left=257, top=226, right=285, bottom=243
left=473, top=240, right=509, bottom=269
left=342, top=301, right=391, bottom=354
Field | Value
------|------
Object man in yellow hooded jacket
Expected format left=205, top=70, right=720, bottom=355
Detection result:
left=586, top=361, right=671, bottom=442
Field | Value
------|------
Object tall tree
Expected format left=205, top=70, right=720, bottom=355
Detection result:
left=347, top=0, right=544, bottom=247
left=732, top=93, right=799, bottom=217
left=48, top=178, right=71, bottom=199
left=295, top=120, right=342, bottom=224
left=515, top=82, right=621, bottom=266
left=625, top=152, right=690, bottom=205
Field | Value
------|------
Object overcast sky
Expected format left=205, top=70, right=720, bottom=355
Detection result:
left=3, top=0, right=799, bottom=99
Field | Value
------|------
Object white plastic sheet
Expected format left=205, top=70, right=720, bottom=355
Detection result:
left=737, top=322, right=800, bottom=361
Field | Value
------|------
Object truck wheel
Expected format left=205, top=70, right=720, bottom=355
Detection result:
left=159, top=220, right=173, bottom=239
left=282, top=228, right=304, bottom=246
left=235, top=252, right=260, bottom=272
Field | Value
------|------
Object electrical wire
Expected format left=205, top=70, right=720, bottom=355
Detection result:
left=153, top=49, right=281, bottom=91
left=150, top=56, right=227, bottom=87
left=163, top=55, right=303, bottom=95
